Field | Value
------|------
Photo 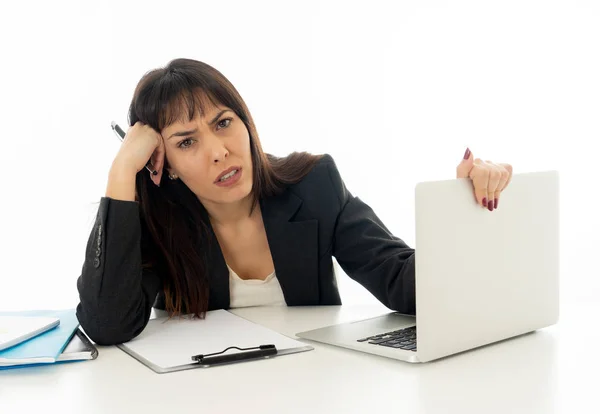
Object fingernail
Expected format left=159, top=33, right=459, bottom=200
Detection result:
left=482, top=197, right=487, bottom=207
left=463, top=147, right=471, bottom=160
left=494, top=198, right=498, bottom=209
left=488, top=200, right=494, bottom=211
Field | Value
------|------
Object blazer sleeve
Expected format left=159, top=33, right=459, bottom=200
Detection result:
left=325, top=156, right=416, bottom=315
left=76, top=197, right=162, bottom=345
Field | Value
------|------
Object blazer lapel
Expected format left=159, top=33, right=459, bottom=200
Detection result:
left=204, top=189, right=320, bottom=310
left=260, top=190, right=320, bottom=305
left=205, top=221, right=231, bottom=310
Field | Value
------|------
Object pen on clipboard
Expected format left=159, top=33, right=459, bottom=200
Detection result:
left=191, top=344, right=277, bottom=366
left=110, top=121, right=158, bottom=175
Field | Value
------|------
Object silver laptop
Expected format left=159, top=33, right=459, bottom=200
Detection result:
left=296, top=170, right=559, bottom=363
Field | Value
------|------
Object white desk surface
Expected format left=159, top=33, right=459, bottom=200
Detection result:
left=0, top=302, right=597, bottom=414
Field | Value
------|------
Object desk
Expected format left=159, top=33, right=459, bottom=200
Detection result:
left=0, top=302, right=597, bottom=414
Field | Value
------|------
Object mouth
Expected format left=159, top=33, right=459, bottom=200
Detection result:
left=214, top=167, right=242, bottom=185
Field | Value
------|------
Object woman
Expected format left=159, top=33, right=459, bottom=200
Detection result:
left=76, top=58, right=513, bottom=346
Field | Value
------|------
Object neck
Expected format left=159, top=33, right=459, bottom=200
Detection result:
left=202, top=193, right=258, bottom=228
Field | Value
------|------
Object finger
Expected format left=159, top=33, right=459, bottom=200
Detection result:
left=469, top=165, right=490, bottom=208
left=494, top=164, right=510, bottom=208
left=456, top=147, right=474, bottom=179
left=497, top=163, right=513, bottom=190
left=486, top=164, right=502, bottom=211
left=148, top=158, right=158, bottom=186
left=151, top=138, right=166, bottom=186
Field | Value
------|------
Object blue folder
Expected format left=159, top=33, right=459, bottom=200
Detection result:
left=0, top=309, right=79, bottom=367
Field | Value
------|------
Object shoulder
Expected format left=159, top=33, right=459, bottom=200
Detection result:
left=287, top=153, right=350, bottom=209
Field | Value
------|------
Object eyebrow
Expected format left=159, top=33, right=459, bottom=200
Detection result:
left=167, top=109, right=231, bottom=140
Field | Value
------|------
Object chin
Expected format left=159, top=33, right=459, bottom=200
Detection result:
left=220, top=177, right=253, bottom=203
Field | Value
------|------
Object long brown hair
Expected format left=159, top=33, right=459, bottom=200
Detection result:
left=128, top=58, right=322, bottom=318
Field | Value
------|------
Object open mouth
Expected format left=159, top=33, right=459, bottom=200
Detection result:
left=215, top=168, right=242, bottom=186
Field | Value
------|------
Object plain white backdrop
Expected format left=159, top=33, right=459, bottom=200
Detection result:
left=0, top=0, right=597, bottom=312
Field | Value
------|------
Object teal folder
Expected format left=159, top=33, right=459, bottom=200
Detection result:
left=0, top=309, right=79, bottom=367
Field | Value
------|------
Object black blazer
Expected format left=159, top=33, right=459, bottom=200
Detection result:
left=76, top=154, right=416, bottom=345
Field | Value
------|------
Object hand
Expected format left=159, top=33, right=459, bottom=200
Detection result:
left=456, top=148, right=513, bottom=211
left=113, top=122, right=166, bottom=186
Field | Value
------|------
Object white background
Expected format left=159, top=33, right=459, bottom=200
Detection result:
left=0, top=0, right=597, bottom=312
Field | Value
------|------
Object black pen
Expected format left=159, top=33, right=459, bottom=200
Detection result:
left=111, top=121, right=157, bottom=175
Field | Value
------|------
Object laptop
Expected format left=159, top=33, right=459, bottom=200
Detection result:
left=296, top=170, right=559, bottom=363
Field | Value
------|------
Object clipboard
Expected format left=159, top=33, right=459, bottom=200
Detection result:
left=116, top=310, right=313, bottom=373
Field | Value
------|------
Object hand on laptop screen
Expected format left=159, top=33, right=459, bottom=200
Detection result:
left=456, top=147, right=513, bottom=212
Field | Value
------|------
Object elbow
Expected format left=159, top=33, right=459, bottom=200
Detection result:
left=81, top=326, right=134, bottom=346
left=76, top=302, right=147, bottom=346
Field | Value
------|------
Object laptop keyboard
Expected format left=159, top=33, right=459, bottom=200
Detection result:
left=357, top=326, right=417, bottom=351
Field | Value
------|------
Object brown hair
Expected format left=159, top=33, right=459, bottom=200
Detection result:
left=128, top=58, right=323, bottom=318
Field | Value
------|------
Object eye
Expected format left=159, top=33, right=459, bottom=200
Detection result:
left=177, top=118, right=232, bottom=149
left=217, top=117, right=233, bottom=129
left=177, top=138, right=195, bottom=149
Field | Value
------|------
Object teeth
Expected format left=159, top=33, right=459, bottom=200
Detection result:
left=219, top=169, right=238, bottom=181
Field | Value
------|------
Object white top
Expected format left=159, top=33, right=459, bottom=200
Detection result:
left=228, top=265, right=287, bottom=308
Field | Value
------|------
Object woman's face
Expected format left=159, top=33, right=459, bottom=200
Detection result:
left=160, top=102, right=253, bottom=207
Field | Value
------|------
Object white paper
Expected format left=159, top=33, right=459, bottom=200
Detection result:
left=119, top=310, right=309, bottom=370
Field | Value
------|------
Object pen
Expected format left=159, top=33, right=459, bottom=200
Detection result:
left=111, top=121, right=158, bottom=175
left=191, top=344, right=278, bottom=366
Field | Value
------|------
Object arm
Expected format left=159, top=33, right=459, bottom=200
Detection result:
left=326, top=156, right=416, bottom=315
left=76, top=197, right=162, bottom=345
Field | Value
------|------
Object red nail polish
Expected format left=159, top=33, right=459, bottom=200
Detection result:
left=463, top=148, right=471, bottom=160
left=488, top=200, right=494, bottom=211
left=482, top=197, right=487, bottom=207
left=494, top=198, right=498, bottom=209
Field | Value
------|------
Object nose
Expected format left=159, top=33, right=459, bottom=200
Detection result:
left=207, top=136, right=229, bottom=164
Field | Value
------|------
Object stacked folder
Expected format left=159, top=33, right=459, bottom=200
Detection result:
left=0, top=309, right=98, bottom=370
